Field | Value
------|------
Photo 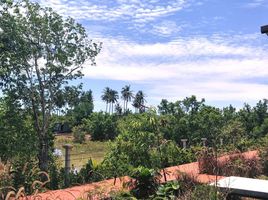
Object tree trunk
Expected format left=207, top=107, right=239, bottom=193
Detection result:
left=106, top=102, right=108, bottom=113
left=38, top=133, right=49, bottom=172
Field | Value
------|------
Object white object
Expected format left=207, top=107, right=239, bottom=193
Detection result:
left=211, top=176, right=268, bottom=199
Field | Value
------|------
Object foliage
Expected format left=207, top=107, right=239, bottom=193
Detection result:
left=0, top=162, right=12, bottom=199
left=128, top=166, right=160, bottom=199
left=109, top=190, right=137, bottom=200
left=260, top=147, right=268, bottom=176
left=220, top=119, right=246, bottom=146
left=198, top=148, right=262, bottom=178
left=83, top=112, right=118, bottom=141
left=100, top=113, right=197, bottom=179
left=53, top=159, right=102, bottom=188
left=79, top=159, right=102, bottom=183
left=67, top=90, right=94, bottom=124
left=197, top=148, right=217, bottom=175
left=101, top=87, right=119, bottom=114
left=132, top=91, right=146, bottom=113
left=153, top=181, right=180, bottom=199
left=189, top=185, right=225, bottom=200
left=0, top=96, right=38, bottom=161
left=0, top=158, right=50, bottom=198
left=121, top=85, right=133, bottom=114
left=0, top=0, right=101, bottom=171
left=72, top=125, right=86, bottom=144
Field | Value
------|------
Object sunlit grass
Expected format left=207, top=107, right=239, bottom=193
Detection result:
left=54, top=135, right=109, bottom=168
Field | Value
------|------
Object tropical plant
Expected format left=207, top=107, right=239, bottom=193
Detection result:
left=128, top=166, right=160, bottom=199
left=101, top=88, right=119, bottom=114
left=102, top=87, right=111, bottom=113
left=115, top=103, right=123, bottom=115
left=153, top=181, right=180, bottom=199
left=109, top=89, right=119, bottom=114
left=132, top=91, right=146, bottom=113
left=121, top=85, right=133, bottom=113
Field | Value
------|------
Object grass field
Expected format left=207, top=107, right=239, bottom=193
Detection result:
left=54, top=134, right=109, bottom=168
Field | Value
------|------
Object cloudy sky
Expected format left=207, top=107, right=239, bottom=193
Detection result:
left=37, top=0, right=268, bottom=111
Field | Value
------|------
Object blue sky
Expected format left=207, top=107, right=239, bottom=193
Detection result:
left=37, top=0, right=268, bottom=111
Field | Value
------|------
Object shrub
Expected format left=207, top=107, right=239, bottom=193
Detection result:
left=219, top=153, right=262, bottom=178
left=153, top=181, right=180, bottom=199
left=189, top=185, right=225, bottom=200
left=128, top=166, right=160, bottom=199
left=72, top=125, right=86, bottom=143
left=260, top=147, right=268, bottom=176
left=198, top=148, right=262, bottom=178
left=83, top=112, right=118, bottom=141
left=109, top=191, right=136, bottom=200
left=0, top=162, right=12, bottom=199
left=79, top=159, right=103, bottom=183
left=198, top=148, right=217, bottom=175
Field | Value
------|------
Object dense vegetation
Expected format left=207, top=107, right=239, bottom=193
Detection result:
left=1, top=0, right=268, bottom=199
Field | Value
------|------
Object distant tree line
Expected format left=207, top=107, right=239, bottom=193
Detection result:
left=101, top=85, right=146, bottom=114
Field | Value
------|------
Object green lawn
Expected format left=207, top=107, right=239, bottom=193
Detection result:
left=54, top=135, right=109, bottom=168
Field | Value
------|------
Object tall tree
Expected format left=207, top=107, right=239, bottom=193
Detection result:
left=133, top=90, right=146, bottom=113
left=70, top=90, right=94, bottom=124
left=158, top=99, right=169, bottom=115
left=101, top=87, right=111, bottom=113
left=0, top=0, right=101, bottom=171
left=109, top=89, right=119, bottom=114
left=121, top=85, right=133, bottom=113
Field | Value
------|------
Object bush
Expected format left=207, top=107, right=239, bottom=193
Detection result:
left=153, top=181, right=180, bottom=199
left=198, top=148, right=262, bottom=178
left=79, top=159, right=103, bottom=183
left=0, top=162, right=12, bottom=199
left=83, top=112, right=118, bottom=141
left=189, top=185, right=225, bottom=200
left=128, top=166, right=160, bottom=199
left=261, top=147, right=268, bottom=176
left=72, top=125, right=86, bottom=143
left=220, top=153, right=262, bottom=178
left=198, top=148, right=217, bottom=175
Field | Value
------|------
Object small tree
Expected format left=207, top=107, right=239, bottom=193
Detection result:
left=0, top=0, right=101, bottom=171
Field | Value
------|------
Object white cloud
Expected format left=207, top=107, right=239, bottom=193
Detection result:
left=37, top=0, right=188, bottom=23
left=149, top=21, right=182, bottom=36
left=245, top=0, right=268, bottom=8
left=82, top=34, right=268, bottom=104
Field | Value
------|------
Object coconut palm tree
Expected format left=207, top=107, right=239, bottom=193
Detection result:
left=121, top=85, right=133, bottom=113
left=109, top=89, right=119, bottom=114
left=133, top=90, right=146, bottom=113
left=115, top=103, right=123, bottom=115
left=101, top=87, right=110, bottom=113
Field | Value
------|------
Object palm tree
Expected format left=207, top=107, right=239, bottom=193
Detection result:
left=109, top=89, right=119, bottom=114
left=115, top=103, right=122, bottom=115
left=101, top=87, right=110, bottom=113
left=132, top=90, right=146, bottom=113
left=132, top=97, right=139, bottom=113
left=121, top=85, right=133, bottom=113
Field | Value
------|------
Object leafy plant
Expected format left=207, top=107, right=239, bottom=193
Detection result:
left=153, top=181, right=180, bottom=199
left=72, top=125, right=86, bottom=144
left=83, top=112, right=118, bottom=141
left=128, top=166, right=160, bottom=199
